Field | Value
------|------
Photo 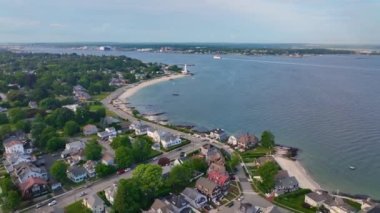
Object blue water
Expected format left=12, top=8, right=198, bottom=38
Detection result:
left=20, top=47, right=380, bottom=198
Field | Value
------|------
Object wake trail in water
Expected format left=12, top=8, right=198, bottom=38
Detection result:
left=222, top=57, right=380, bottom=71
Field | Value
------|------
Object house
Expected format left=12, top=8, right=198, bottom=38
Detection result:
left=160, top=132, right=181, bottom=149
left=130, top=122, right=151, bottom=135
left=205, top=148, right=225, bottom=166
left=227, top=136, right=238, bottom=146
left=67, top=166, right=87, bottom=183
left=181, top=187, right=207, bottom=209
left=323, top=197, right=356, bottom=213
left=83, top=194, right=105, bottom=213
left=83, top=124, right=98, bottom=136
left=101, top=116, right=120, bottom=126
left=84, top=160, right=96, bottom=178
left=61, top=141, right=85, bottom=158
left=3, top=138, right=24, bottom=154
left=237, top=133, right=258, bottom=150
left=65, top=150, right=85, bottom=166
left=109, top=77, right=126, bottom=87
left=262, top=206, right=282, bottom=213
left=105, top=183, right=117, bottom=204
left=209, top=129, right=229, bottom=142
left=4, top=153, right=34, bottom=172
left=304, top=190, right=332, bottom=208
left=254, top=156, right=274, bottom=167
left=207, top=163, right=227, bottom=175
left=28, top=101, right=38, bottom=109
left=195, top=177, right=222, bottom=202
left=13, top=162, right=48, bottom=184
left=145, top=194, right=192, bottom=213
left=18, top=177, right=48, bottom=199
left=274, top=176, right=299, bottom=196
left=238, top=203, right=261, bottom=213
left=208, top=170, right=230, bottom=191
left=50, top=180, right=62, bottom=191
left=73, top=85, right=91, bottom=102
left=63, top=104, right=79, bottom=112
left=147, top=129, right=161, bottom=142
left=97, top=127, right=117, bottom=140
left=101, top=153, right=114, bottom=166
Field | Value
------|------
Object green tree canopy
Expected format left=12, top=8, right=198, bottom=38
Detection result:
left=115, top=146, right=134, bottom=169
left=46, top=137, right=66, bottom=152
left=7, top=108, right=26, bottom=123
left=2, top=190, right=21, bottom=212
left=257, top=161, right=279, bottom=193
left=95, top=164, right=116, bottom=178
left=84, top=140, right=102, bottom=160
left=50, top=161, right=68, bottom=182
left=111, top=135, right=131, bottom=150
left=0, top=113, right=9, bottom=125
left=64, top=120, right=80, bottom=136
left=132, top=164, right=163, bottom=199
left=113, top=179, right=145, bottom=213
left=261, top=130, right=275, bottom=148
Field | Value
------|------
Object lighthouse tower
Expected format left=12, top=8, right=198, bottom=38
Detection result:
left=181, top=64, right=189, bottom=74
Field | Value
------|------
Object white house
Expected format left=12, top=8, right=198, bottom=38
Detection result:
left=105, top=183, right=118, bottom=204
left=181, top=187, right=208, bottom=209
left=97, top=127, right=117, bottom=140
left=61, top=141, right=85, bottom=158
left=83, top=160, right=96, bottom=178
left=160, top=132, right=181, bottom=149
left=227, top=136, right=238, bottom=146
left=83, top=194, right=105, bottom=213
left=130, top=122, right=150, bottom=135
left=3, top=139, right=25, bottom=154
left=14, top=162, right=48, bottom=184
left=67, top=166, right=87, bottom=183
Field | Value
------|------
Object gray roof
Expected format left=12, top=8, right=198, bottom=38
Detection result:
left=68, top=166, right=87, bottom=177
left=276, top=176, right=298, bottom=188
left=86, top=194, right=104, bottom=207
left=367, top=205, right=380, bottom=213
left=306, top=191, right=331, bottom=203
left=166, top=194, right=189, bottom=209
left=181, top=187, right=202, bottom=201
left=196, top=177, right=218, bottom=192
left=160, top=132, right=179, bottom=141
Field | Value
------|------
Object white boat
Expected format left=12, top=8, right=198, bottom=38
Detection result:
left=213, top=55, right=222, bottom=60
left=349, top=166, right=356, bottom=170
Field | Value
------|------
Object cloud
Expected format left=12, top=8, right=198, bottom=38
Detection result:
left=49, top=23, right=66, bottom=28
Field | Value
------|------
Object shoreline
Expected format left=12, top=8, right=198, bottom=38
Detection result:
left=118, top=73, right=188, bottom=103
left=273, top=155, right=321, bottom=191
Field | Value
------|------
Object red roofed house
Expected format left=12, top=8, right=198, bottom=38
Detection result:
left=19, top=177, right=48, bottom=199
left=237, top=133, right=258, bottom=150
left=208, top=170, right=230, bottom=192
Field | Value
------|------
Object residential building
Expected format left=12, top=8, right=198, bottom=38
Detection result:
left=161, top=132, right=181, bottom=149
left=109, top=77, right=126, bottom=87
left=83, top=124, right=98, bottom=136
left=61, top=141, right=85, bottom=158
left=238, top=203, right=261, bottom=213
left=101, top=153, right=114, bottom=166
left=323, top=197, right=356, bottom=213
left=73, top=85, right=91, bottom=102
left=227, top=136, right=238, bottom=146
left=145, top=194, right=192, bottom=213
left=130, top=122, right=151, bottom=135
left=207, top=163, right=227, bottom=175
left=237, top=133, right=258, bottom=150
left=18, top=177, right=48, bottom=199
left=0, top=106, right=7, bottom=113
left=83, top=194, right=105, bottom=213
left=84, top=160, right=96, bottom=178
left=50, top=180, right=62, bottom=191
left=274, top=176, right=299, bottom=196
left=181, top=187, right=207, bottom=209
left=105, top=183, right=117, bottom=205
left=4, top=153, right=34, bottom=172
left=195, top=177, right=222, bottom=202
left=67, top=166, right=87, bottom=183
left=3, top=138, right=24, bottom=154
left=147, top=129, right=161, bottom=142
left=304, top=190, right=332, bottom=208
left=97, top=127, right=117, bottom=140
left=209, top=129, right=229, bottom=142
left=13, top=162, right=48, bottom=184
left=205, top=148, right=225, bottom=166
left=208, top=170, right=230, bottom=191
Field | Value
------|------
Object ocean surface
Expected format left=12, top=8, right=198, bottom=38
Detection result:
left=20, top=47, right=380, bottom=198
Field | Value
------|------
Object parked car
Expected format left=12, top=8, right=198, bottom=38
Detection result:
left=226, top=202, right=234, bottom=208
left=152, top=157, right=158, bottom=161
left=117, top=169, right=125, bottom=175
left=80, top=191, right=87, bottom=197
left=124, top=168, right=131, bottom=172
left=48, top=200, right=57, bottom=206
left=36, top=203, right=43, bottom=208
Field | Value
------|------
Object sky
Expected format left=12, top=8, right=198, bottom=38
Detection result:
left=0, top=0, right=379, bottom=44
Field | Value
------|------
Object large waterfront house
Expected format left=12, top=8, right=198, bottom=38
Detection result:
left=67, top=166, right=87, bottom=183
left=304, top=190, right=333, bottom=208
left=181, top=187, right=207, bottom=209
left=323, top=197, right=356, bottom=213
left=97, top=127, right=117, bottom=141
left=195, top=177, right=222, bottom=202
left=274, top=176, right=299, bottom=196
left=160, top=132, right=182, bottom=149
left=130, top=122, right=151, bottom=135
left=237, top=133, right=258, bottom=150
left=209, top=129, right=229, bottom=142
left=83, top=194, right=105, bottom=213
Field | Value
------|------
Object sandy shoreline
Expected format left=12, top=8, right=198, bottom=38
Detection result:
left=273, top=155, right=321, bottom=191
left=118, top=73, right=188, bottom=102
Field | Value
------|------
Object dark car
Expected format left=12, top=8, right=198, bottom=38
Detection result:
left=117, top=169, right=125, bottom=175
left=226, top=202, right=234, bottom=208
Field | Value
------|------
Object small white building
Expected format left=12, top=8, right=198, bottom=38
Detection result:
left=67, top=166, right=87, bottom=183
left=97, top=127, right=117, bottom=140
left=84, top=160, right=96, bottom=178
left=63, top=104, right=79, bottom=112
left=160, top=132, right=181, bottom=149
left=227, top=136, right=238, bottom=146
left=130, top=122, right=150, bottom=135
left=83, top=194, right=105, bottom=213
left=3, top=139, right=25, bottom=154
left=105, top=183, right=118, bottom=204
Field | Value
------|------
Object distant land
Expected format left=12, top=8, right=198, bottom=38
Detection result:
left=1, top=43, right=380, bottom=56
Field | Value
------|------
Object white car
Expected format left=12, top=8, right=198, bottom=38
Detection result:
left=124, top=168, right=131, bottom=172
left=48, top=200, right=57, bottom=206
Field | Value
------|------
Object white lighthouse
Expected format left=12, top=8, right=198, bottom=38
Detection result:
left=181, top=64, right=189, bottom=74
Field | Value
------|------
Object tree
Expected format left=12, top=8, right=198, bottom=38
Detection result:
left=39, top=97, right=61, bottom=110
left=75, top=106, right=91, bottom=124
left=227, top=152, right=240, bottom=171
left=50, top=161, right=68, bottom=182
left=2, top=190, right=21, bottom=212
left=7, top=108, right=26, bottom=123
left=261, top=130, right=275, bottom=148
left=111, top=135, right=131, bottom=149
left=131, top=138, right=152, bottom=162
left=84, top=140, right=102, bottom=160
left=64, top=120, right=80, bottom=136
left=115, top=146, right=134, bottom=168
left=132, top=164, right=163, bottom=199
left=166, top=164, right=193, bottom=192
left=0, top=113, right=8, bottom=125
left=15, top=120, right=31, bottom=133
left=95, top=164, right=116, bottom=178
left=0, top=124, right=12, bottom=140
left=113, top=179, right=145, bottom=213
left=46, top=137, right=66, bottom=152
left=183, top=158, right=208, bottom=173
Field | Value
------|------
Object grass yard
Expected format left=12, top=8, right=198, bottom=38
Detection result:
left=92, top=92, right=110, bottom=102
left=148, top=149, right=162, bottom=159
left=64, top=200, right=92, bottom=213
left=343, top=199, right=361, bottom=211
left=274, top=189, right=316, bottom=213
left=240, top=146, right=273, bottom=162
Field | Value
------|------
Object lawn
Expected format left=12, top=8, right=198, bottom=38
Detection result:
left=148, top=149, right=162, bottom=159
left=64, top=200, right=92, bottom=213
left=274, top=189, right=316, bottom=213
left=92, top=92, right=110, bottom=102
left=343, top=199, right=361, bottom=211
left=240, top=146, right=273, bottom=162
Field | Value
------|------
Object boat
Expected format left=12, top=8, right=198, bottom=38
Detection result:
left=213, top=55, right=222, bottom=60
left=349, top=166, right=356, bottom=170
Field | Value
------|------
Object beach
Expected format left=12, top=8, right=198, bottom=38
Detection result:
left=273, top=155, right=321, bottom=191
left=118, top=73, right=188, bottom=102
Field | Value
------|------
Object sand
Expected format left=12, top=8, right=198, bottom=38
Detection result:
left=118, top=74, right=187, bottom=101
left=273, top=155, right=321, bottom=191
